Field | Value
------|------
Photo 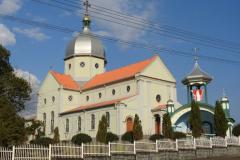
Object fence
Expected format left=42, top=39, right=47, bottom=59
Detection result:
left=0, top=136, right=239, bottom=159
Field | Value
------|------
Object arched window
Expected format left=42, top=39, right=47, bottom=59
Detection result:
left=86, top=96, right=89, bottom=101
left=99, top=92, right=102, bottom=98
left=52, top=96, right=55, bottom=103
left=106, top=112, right=110, bottom=127
left=66, top=118, right=69, bottom=133
left=91, top=114, right=95, bottom=130
left=51, top=111, right=54, bottom=133
left=78, top=116, right=81, bottom=132
left=112, top=89, right=116, bottom=95
left=43, top=113, right=46, bottom=134
left=68, top=63, right=71, bottom=70
left=126, top=117, right=133, bottom=132
left=44, top=98, right=47, bottom=104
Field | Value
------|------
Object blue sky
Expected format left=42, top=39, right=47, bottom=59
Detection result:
left=0, top=0, right=240, bottom=122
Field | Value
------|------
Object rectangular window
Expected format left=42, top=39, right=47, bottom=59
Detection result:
left=78, top=116, right=81, bottom=132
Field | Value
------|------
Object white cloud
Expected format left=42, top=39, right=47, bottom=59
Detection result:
left=0, top=0, right=22, bottom=15
left=13, top=27, right=50, bottom=41
left=0, top=23, right=16, bottom=46
left=14, top=69, right=41, bottom=117
left=80, top=0, right=158, bottom=44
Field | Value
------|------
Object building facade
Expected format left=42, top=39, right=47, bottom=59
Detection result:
left=37, top=14, right=234, bottom=141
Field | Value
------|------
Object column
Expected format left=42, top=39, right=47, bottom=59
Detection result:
left=204, top=84, right=208, bottom=103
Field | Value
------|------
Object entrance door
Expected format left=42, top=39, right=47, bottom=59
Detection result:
left=155, top=115, right=161, bottom=134
left=126, top=117, right=133, bottom=132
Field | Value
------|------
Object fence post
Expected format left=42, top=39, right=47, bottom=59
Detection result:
left=155, top=140, right=158, bottom=152
left=11, top=146, right=15, bottom=160
left=133, top=141, right=136, bottom=154
left=81, top=143, right=84, bottom=159
left=210, top=138, right=212, bottom=148
left=48, top=144, right=51, bottom=160
left=108, top=142, right=111, bottom=156
left=225, top=137, right=228, bottom=147
left=176, top=139, right=178, bottom=151
left=193, top=138, right=196, bottom=149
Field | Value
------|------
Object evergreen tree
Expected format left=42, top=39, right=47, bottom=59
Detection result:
left=53, top=127, right=60, bottom=143
left=214, top=100, right=228, bottom=137
left=162, top=113, right=173, bottom=139
left=189, top=101, right=202, bottom=138
left=96, top=115, right=108, bottom=143
left=133, top=114, right=143, bottom=140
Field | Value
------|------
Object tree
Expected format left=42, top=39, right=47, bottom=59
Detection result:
left=0, top=98, right=27, bottom=147
left=133, top=114, right=143, bottom=141
left=189, top=101, right=202, bottom=138
left=162, top=113, right=173, bottom=139
left=0, top=45, right=31, bottom=112
left=96, top=115, right=108, bottom=143
left=214, top=100, right=228, bottom=137
left=26, top=120, right=43, bottom=140
left=232, top=124, right=240, bottom=136
left=53, top=127, right=60, bottom=143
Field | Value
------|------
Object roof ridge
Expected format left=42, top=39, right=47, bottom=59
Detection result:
left=82, top=55, right=157, bottom=90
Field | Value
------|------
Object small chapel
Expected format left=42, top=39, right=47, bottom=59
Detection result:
left=36, top=10, right=234, bottom=140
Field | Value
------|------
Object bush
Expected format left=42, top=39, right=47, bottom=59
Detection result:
left=121, top=131, right=134, bottom=143
left=71, top=133, right=92, bottom=145
left=106, top=132, right=119, bottom=142
left=232, top=124, right=240, bottom=136
left=149, top=134, right=164, bottom=142
left=31, top=137, right=54, bottom=146
left=173, top=131, right=186, bottom=139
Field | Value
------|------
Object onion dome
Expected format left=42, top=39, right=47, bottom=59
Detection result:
left=182, top=59, right=212, bottom=85
left=167, top=99, right=174, bottom=105
left=64, top=15, right=106, bottom=61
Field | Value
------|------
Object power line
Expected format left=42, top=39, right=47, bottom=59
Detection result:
left=79, top=0, right=240, bottom=48
left=1, top=13, right=240, bottom=65
left=47, top=0, right=240, bottom=53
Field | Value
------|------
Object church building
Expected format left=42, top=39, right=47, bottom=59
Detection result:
left=36, top=12, right=234, bottom=140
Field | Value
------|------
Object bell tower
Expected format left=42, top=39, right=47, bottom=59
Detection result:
left=182, top=57, right=212, bottom=104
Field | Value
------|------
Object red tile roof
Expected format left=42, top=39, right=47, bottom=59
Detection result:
left=82, top=55, right=157, bottom=90
left=50, top=71, right=80, bottom=91
left=60, top=95, right=136, bottom=115
left=151, top=104, right=167, bottom=112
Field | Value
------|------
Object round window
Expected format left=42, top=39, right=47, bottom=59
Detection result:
left=99, top=92, right=102, bottom=98
left=80, top=62, right=85, bottom=67
left=68, top=95, right=73, bottom=101
left=52, top=96, right=55, bottom=102
left=95, top=63, right=99, bottom=69
left=86, top=95, right=89, bottom=101
left=112, top=89, right=116, bottom=95
left=156, top=94, right=161, bottom=102
left=127, top=85, right=131, bottom=92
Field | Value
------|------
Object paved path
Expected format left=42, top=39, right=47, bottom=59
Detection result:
left=198, top=156, right=240, bottom=160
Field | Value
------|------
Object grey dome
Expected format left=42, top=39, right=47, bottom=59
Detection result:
left=182, top=60, right=212, bottom=85
left=64, top=31, right=105, bottom=60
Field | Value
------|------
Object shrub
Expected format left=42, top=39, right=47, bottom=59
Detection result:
left=106, top=132, right=119, bottom=142
left=232, top=124, right=240, bottom=136
left=121, top=131, right=134, bottom=143
left=31, top=137, right=54, bottom=146
left=173, top=131, right=186, bottom=139
left=71, top=133, right=92, bottom=145
left=149, top=134, right=164, bottom=142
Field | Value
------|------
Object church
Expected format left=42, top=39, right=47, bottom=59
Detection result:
left=36, top=13, right=234, bottom=141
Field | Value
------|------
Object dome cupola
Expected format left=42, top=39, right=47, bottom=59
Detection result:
left=64, top=15, right=106, bottom=62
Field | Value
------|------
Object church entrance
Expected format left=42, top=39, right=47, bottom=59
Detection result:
left=155, top=114, right=161, bottom=134
left=126, top=117, right=133, bottom=132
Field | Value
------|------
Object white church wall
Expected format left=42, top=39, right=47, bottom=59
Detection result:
left=140, top=56, right=176, bottom=83
left=37, top=73, right=62, bottom=137
left=61, top=89, right=80, bottom=112
left=59, top=106, right=117, bottom=140
left=64, top=56, right=105, bottom=81
left=80, top=79, right=137, bottom=106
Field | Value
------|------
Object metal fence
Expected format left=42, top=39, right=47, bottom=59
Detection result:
left=0, top=136, right=239, bottom=160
